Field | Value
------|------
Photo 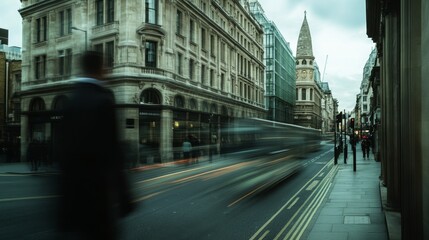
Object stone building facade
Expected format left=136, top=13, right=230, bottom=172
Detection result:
left=366, top=0, right=429, bottom=238
left=19, top=0, right=266, bottom=164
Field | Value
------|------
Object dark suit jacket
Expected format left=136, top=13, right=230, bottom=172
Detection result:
left=59, top=79, right=132, bottom=238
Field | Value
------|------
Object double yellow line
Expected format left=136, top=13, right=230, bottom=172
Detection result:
left=250, top=158, right=338, bottom=240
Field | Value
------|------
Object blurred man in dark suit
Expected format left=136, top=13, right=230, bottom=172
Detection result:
left=58, top=51, right=133, bottom=240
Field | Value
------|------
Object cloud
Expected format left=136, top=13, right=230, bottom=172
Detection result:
left=0, top=1, right=22, bottom=46
left=257, top=0, right=374, bottom=112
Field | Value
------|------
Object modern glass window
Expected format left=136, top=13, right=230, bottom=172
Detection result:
left=145, top=41, right=157, bottom=68
left=145, top=0, right=157, bottom=24
left=176, top=10, right=182, bottom=35
left=35, top=55, right=46, bottom=80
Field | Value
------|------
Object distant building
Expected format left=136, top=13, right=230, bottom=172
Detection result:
left=357, top=48, right=377, bottom=136
left=19, top=0, right=266, bottom=163
left=0, top=45, right=22, bottom=60
left=249, top=0, right=296, bottom=123
left=320, top=82, right=334, bottom=133
left=0, top=51, right=22, bottom=162
left=294, top=12, right=323, bottom=129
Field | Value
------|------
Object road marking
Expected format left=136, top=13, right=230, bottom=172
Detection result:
left=305, top=180, right=319, bottom=191
left=0, top=195, right=59, bottom=202
left=132, top=190, right=166, bottom=203
left=287, top=197, right=299, bottom=209
left=318, top=172, right=325, bottom=177
left=135, top=166, right=210, bottom=184
left=249, top=155, right=334, bottom=240
left=258, top=230, right=270, bottom=240
left=274, top=165, right=336, bottom=240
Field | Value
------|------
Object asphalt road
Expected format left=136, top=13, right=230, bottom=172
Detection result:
left=0, top=143, right=335, bottom=240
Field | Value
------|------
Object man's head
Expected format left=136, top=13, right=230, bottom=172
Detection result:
left=80, top=51, right=104, bottom=79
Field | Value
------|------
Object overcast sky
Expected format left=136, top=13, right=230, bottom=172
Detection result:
left=258, top=0, right=375, bottom=112
left=1, top=0, right=374, bottom=112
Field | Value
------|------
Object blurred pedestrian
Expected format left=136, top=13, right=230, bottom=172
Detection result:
left=27, top=140, right=40, bottom=171
left=182, top=137, right=192, bottom=161
left=58, top=51, right=133, bottom=240
left=361, top=137, right=370, bottom=159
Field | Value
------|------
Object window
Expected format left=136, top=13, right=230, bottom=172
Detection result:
left=220, top=42, right=225, bottom=63
left=177, top=53, right=183, bottom=75
left=96, top=0, right=104, bottom=25
left=302, top=59, right=307, bottom=65
left=176, top=10, right=183, bottom=35
left=97, top=0, right=115, bottom=25
left=220, top=73, right=225, bottom=91
left=189, top=59, right=194, bottom=80
left=59, top=8, right=72, bottom=36
left=363, top=104, right=368, bottom=111
left=93, top=42, right=114, bottom=68
left=363, top=96, right=367, bottom=102
left=145, top=41, right=157, bottom=68
left=107, top=0, right=114, bottom=23
left=201, top=28, right=206, bottom=49
left=310, top=89, right=313, bottom=101
left=210, top=35, right=215, bottom=56
left=201, top=64, right=205, bottom=84
left=190, top=19, right=195, bottom=42
left=106, top=41, right=114, bottom=67
left=36, top=16, right=48, bottom=42
left=302, top=89, right=306, bottom=100
left=58, top=49, right=72, bottom=76
left=35, top=55, right=46, bottom=80
left=145, top=0, right=157, bottom=24
left=210, top=69, right=214, bottom=87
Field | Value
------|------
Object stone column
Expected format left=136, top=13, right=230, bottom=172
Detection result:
left=20, top=114, right=29, bottom=162
left=160, top=109, right=173, bottom=162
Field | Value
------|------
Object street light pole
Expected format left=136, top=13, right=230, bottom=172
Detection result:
left=71, top=26, right=87, bottom=51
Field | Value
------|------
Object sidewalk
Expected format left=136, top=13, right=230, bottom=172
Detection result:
left=0, top=162, right=57, bottom=174
left=304, top=145, right=389, bottom=240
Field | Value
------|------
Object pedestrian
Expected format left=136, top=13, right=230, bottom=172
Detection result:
left=182, top=137, right=192, bottom=161
left=361, top=137, right=369, bottom=159
left=27, top=140, right=40, bottom=171
left=58, top=51, right=134, bottom=240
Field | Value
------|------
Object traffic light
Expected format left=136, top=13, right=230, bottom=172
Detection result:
left=336, top=112, right=342, bottom=123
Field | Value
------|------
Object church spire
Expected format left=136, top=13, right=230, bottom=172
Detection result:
left=296, top=11, right=314, bottom=58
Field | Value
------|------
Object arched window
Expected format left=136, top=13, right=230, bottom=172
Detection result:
left=29, top=98, right=46, bottom=111
left=174, top=95, right=185, bottom=108
left=302, top=59, right=307, bottom=65
left=140, top=89, right=161, bottom=104
left=296, top=60, right=299, bottom=65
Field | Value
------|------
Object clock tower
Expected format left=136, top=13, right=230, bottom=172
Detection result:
left=294, top=11, right=323, bottom=129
